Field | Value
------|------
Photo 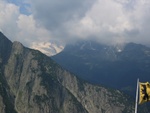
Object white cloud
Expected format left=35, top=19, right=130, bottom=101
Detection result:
left=28, top=0, right=96, bottom=30
left=16, top=14, right=52, bottom=46
left=1, top=0, right=150, bottom=56
left=63, top=0, right=150, bottom=45
left=0, top=0, right=59, bottom=56
left=16, top=14, right=65, bottom=56
left=0, top=1, right=20, bottom=38
left=65, top=0, right=133, bottom=44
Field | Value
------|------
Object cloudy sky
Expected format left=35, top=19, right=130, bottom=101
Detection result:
left=0, top=0, right=150, bottom=55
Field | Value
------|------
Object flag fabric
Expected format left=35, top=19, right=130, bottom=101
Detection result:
left=139, top=82, right=150, bottom=104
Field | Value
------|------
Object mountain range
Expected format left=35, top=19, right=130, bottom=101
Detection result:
left=52, top=40, right=150, bottom=96
left=0, top=32, right=146, bottom=112
left=31, top=41, right=64, bottom=56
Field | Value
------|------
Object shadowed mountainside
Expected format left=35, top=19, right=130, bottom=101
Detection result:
left=52, top=40, right=150, bottom=96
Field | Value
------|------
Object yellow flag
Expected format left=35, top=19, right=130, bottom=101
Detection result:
left=139, top=82, right=150, bottom=104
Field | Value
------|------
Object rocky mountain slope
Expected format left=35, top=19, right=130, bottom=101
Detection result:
left=52, top=41, right=150, bottom=96
left=0, top=32, right=147, bottom=113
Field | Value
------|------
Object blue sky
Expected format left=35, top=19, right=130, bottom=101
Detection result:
left=7, top=0, right=31, bottom=15
left=0, top=0, right=150, bottom=56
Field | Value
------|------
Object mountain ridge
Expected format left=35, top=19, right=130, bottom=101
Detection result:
left=52, top=40, right=150, bottom=96
left=0, top=32, right=148, bottom=113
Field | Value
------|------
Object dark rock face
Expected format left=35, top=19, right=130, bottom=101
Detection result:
left=0, top=32, right=147, bottom=113
left=0, top=32, right=12, bottom=64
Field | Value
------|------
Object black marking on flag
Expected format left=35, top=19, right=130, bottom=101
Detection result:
left=141, top=84, right=149, bottom=101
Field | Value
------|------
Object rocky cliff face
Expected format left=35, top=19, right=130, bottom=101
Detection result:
left=0, top=32, right=147, bottom=113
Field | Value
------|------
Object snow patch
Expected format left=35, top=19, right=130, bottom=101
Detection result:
left=31, top=42, right=64, bottom=56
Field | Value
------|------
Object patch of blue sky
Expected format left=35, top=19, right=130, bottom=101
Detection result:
left=6, top=0, right=31, bottom=15
left=19, top=3, right=31, bottom=15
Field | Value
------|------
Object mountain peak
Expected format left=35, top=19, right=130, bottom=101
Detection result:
left=0, top=31, right=6, bottom=39
left=0, top=33, right=144, bottom=113
left=0, top=32, right=12, bottom=64
left=0, top=31, right=12, bottom=44
left=13, top=41, right=24, bottom=48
